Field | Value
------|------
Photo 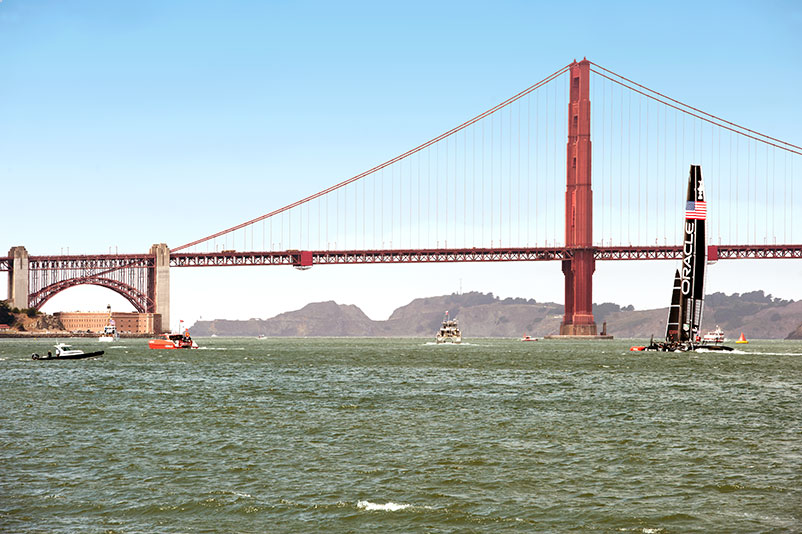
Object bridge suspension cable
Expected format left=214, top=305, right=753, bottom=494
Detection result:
left=172, top=64, right=572, bottom=253
left=172, top=59, right=801, bottom=257
left=589, top=62, right=801, bottom=250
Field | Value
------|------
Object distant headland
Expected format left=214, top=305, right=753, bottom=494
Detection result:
left=188, top=291, right=802, bottom=340
left=4, top=291, right=801, bottom=339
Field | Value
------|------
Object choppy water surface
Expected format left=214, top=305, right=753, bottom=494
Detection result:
left=1, top=337, right=801, bottom=533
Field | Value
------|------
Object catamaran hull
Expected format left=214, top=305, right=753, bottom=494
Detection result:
left=632, top=343, right=733, bottom=353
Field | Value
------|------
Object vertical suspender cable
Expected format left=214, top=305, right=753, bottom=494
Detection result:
left=627, top=90, right=631, bottom=244
left=766, top=145, right=770, bottom=242
left=436, top=143, right=439, bottom=247
left=610, top=79, right=615, bottom=246
left=638, top=95, right=641, bottom=244
left=663, top=107, right=668, bottom=244
left=747, top=140, right=751, bottom=243
left=491, top=114, right=494, bottom=246
left=555, top=78, right=560, bottom=246
left=736, top=137, right=740, bottom=244
left=426, top=150, right=433, bottom=248
left=499, top=109, right=503, bottom=246
left=417, top=153, right=421, bottom=248
left=729, top=132, right=732, bottom=244
left=536, top=90, right=540, bottom=245
left=619, top=85, right=623, bottom=245
left=716, top=125, right=719, bottom=243
left=509, top=105, right=513, bottom=246
left=598, top=73, right=603, bottom=245
left=527, top=93, right=531, bottom=246
left=545, top=86, right=549, bottom=244
left=517, top=101, right=521, bottom=244
left=445, top=138, right=448, bottom=246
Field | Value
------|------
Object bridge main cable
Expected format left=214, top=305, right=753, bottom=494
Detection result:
left=171, top=63, right=572, bottom=252
left=589, top=61, right=802, bottom=155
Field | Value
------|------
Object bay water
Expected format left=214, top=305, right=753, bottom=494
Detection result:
left=1, top=337, right=801, bottom=532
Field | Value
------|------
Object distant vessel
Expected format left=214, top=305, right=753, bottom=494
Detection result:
left=32, top=343, right=104, bottom=360
left=148, top=330, right=198, bottom=350
left=256, top=334, right=266, bottom=340
left=630, top=165, right=733, bottom=353
left=435, top=311, right=461, bottom=344
left=98, top=304, right=119, bottom=342
left=521, top=334, right=537, bottom=342
left=702, top=326, right=725, bottom=344
left=736, top=332, right=749, bottom=344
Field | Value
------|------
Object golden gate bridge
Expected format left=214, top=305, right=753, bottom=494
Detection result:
left=3, top=59, right=801, bottom=333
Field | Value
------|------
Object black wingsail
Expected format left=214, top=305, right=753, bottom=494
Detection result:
left=677, top=165, right=707, bottom=343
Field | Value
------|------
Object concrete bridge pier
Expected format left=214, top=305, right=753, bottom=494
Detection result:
left=148, top=243, right=170, bottom=333
left=7, top=246, right=29, bottom=309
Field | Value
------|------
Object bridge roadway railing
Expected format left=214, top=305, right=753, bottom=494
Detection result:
left=166, top=244, right=802, bottom=268
left=3, top=245, right=802, bottom=274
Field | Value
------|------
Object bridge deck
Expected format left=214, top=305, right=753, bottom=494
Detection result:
left=5, top=245, right=800, bottom=272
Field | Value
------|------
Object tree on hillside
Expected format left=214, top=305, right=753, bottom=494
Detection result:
left=0, top=301, right=16, bottom=326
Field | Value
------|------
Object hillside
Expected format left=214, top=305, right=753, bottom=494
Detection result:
left=189, top=290, right=802, bottom=339
left=0, top=301, right=65, bottom=333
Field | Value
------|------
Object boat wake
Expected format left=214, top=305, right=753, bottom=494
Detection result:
left=740, top=350, right=802, bottom=356
left=694, top=348, right=747, bottom=354
left=357, top=500, right=419, bottom=512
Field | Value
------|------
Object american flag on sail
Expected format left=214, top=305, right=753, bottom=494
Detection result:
left=685, top=200, right=707, bottom=220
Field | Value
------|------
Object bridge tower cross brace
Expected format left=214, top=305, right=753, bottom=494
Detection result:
left=560, top=59, right=598, bottom=336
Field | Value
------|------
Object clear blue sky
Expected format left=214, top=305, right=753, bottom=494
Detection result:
left=2, top=0, right=801, bottom=328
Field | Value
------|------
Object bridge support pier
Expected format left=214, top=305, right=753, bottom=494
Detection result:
left=560, top=252, right=597, bottom=335
left=7, top=246, right=29, bottom=310
left=148, top=243, right=170, bottom=333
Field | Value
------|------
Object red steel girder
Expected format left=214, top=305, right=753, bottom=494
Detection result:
left=169, top=247, right=570, bottom=267
left=4, top=245, right=802, bottom=273
left=29, top=276, right=152, bottom=312
left=594, top=245, right=802, bottom=260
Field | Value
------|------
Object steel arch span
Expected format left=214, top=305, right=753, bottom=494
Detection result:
left=29, top=277, right=152, bottom=313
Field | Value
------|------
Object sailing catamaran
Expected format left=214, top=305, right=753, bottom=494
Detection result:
left=633, top=165, right=733, bottom=353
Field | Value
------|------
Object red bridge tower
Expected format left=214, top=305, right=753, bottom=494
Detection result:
left=560, top=59, right=599, bottom=336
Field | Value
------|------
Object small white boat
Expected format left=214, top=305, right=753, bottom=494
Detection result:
left=98, top=324, right=119, bottom=342
left=521, top=334, right=538, bottom=342
left=33, top=343, right=104, bottom=360
left=435, top=311, right=461, bottom=344
left=702, top=326, right=725, bottom=344
left=98, top=305, right=119, bottom=342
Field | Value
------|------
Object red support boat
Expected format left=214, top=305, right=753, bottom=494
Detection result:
left=148, top=330, right=198, bottom=349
